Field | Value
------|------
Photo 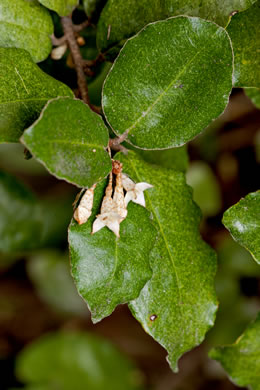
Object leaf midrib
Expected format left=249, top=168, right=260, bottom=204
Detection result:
left=123, top=27, right=219, bottom=135
left=126, top=50, right=201, bottom=135
left=127, top=157, right=184, bottom=317
left=41, top=139, right=106, bottom=150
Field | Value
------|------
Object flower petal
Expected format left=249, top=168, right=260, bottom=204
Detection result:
left=92, top=217, right=105, bottom=234
left=134, top=191, right=146, bottom=207
left=136, top=182, right=153, bottom=191
left=125, top=191, right=133, bottom=206
left=122, top=174, right=135, bottom=192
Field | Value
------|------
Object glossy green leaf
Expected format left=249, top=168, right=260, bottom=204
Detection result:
left=16, top=331, right=143, bottom=390
left=0, top=171, right=42, bottom=253
left=186, top=161, right=222, bottom=216
left=207, top=237, right=260, bottom=347
left=137, top=146, right=188, bottom=172
left=0, top=48, right=73, bottom=143
left=0, top=0, right=53, bottom=62
left=38, top=0, right=79, bottom=16
left=22, top=97, right=112, bottom=188
left=102, top=17, right=233, bottom=149
left=210, top=313, right=260, bottom=390
left=245, top=88, right=260, bottom=108
left=223, top=191, right=260, bottom=264
left=117, top=151, right=217, bottom=371
left=97, top=0, right=256, bottom=53
left=69, top=179, right=157, bottom=323
left=27, top=251, right=88, bottom=316
left=227, top=1, right=260, bottom=87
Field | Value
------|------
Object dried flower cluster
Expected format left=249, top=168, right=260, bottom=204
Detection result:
left=74, top=160, right=153, bottom=237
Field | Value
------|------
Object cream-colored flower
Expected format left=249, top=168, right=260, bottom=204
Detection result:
left=122, top=174, right=153, bottom=207
left=74, top=184, right=96, bottom=225
left=92, top=168, right=127, bottom=237
left=51, top=43, right=68, bottom=60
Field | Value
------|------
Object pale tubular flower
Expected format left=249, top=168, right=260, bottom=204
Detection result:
left=113, top=168, right=128, bottom=220
left=122, top=174, right=153, bottom=207
left=92, top=169, right=127, bottom=238
left=74, top=184, right=96, bottom=225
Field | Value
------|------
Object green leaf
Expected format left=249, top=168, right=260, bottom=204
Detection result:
left=207, top=237, right=260, bottom=347
left=97, top=0, right=256, bottom=54
left=27, top=251, right=88, bottom=316
left=22, top=97, right=112, bottom=188
left=0, top=0, right=53, bottom=62
left=223, top=190, right=260, bottom=264
left=38, top=0, right=79, bottom=16
left=0, top=171, right=42, bottom=253
left=83, top=0, right=107, bottom=18
left=0, top=170, right=74, bottom=253
left=16, top=331, right=143, bottom=390
left=245, top=88, right=260, bottom=108
left=186, top=161, right=222, bottom=216
left=102, top=17, right=233, bottom=149
left=209, top=313, right=260, bottom=390
left=137, top=146, right=188, bottom=172
left=39, top=193, right=75, bottom=247
left=88, top=62, right=112, bottom=106
left=69, top=179, right=157, bottom=323
left=0, top=48, right=73, bottom=143
left=117, top=151, right=217, bottom=371
left=227, top=1, right=260, bottom=87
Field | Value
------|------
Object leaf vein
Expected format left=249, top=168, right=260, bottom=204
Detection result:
left=127, top=157, right=184, bottom=317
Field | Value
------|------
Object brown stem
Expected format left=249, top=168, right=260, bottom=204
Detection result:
left=109, top=143, right=129, bottom=154
left=61, top=17, right=95, bottom=110
left=109, top=130, right=129, bottom=149
left=73, top=20, right=91, bottom=32
left=83, top=53, right=105, bottom=68
left=51, top=34, right=67, bottom=46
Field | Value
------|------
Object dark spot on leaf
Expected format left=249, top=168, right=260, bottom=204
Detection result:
left=150, top=314, right=157, bottom=321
